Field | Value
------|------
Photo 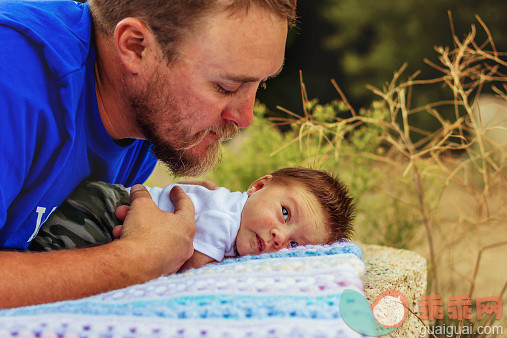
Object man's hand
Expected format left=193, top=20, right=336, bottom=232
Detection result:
left=0, top=185, right=196, bottom=309
left=112, top=180, right=217, bottom=237
left=115, top=184, right=196, bottom=275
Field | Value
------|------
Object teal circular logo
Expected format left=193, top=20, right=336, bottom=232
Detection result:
left=340, top=289, right=409, bottom=336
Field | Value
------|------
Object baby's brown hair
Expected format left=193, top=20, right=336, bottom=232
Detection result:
left=269, top=167, right=355, bottom=242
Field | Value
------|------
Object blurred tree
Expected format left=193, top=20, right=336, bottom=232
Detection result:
left=258, top=0, right=506, bottom=129
left=321, top=0, right=506, bottom=107
left=256, top=0, right=345, bottom=119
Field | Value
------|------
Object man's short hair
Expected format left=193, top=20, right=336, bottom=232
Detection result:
left=88, top=0, right=297, bottom=62
left=270, top=167, right=355, bottom=243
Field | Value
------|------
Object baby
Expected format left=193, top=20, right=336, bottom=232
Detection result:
left=28, top=167, right=355, bottom=271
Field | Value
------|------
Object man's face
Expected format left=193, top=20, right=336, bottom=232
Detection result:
left=130, top=4, right=288, bottom=177
left=236, top=176, right=330, bottom=257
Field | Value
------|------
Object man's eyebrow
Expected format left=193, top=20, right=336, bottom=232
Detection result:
left=223, top=64, right=284, bottom=83
left=267, top=64, right=284, bottom=79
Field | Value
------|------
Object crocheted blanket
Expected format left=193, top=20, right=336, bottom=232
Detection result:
left=0, top=242, right=366, bottom=337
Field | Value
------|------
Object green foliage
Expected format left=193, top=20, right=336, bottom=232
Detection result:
left=204, top=102, right=310, bottom=192
left=306, top=99, right=347, bottom=124
left=350, top=104, right=389, bottom=153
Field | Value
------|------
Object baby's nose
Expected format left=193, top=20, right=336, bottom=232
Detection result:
left=270, top=228, right=287, bottom=250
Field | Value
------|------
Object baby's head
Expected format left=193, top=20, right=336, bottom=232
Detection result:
left=235, top=167, right=355, bottom=256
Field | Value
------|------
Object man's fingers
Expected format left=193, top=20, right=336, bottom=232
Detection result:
left=112, top=225, right=123, bottom=239
left=114, top=184, right=197, bottom=275
left=115, top=205, right=130, bottom=221
left=170, top=186, right=195, bottom=219
left=129, top=184, right=151, bottom=203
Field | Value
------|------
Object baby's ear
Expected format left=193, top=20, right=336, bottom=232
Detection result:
left=247, top=175, right=273, bottom=196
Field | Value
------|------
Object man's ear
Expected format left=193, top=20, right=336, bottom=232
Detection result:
left=114, top=17, right=158, bottom=74
left=247, top=175, right=273, bottom=196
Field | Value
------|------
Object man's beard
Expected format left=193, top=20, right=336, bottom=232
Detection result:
left=129, top=74, right=239, bottom=177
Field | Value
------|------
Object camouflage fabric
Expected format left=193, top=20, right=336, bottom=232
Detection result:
left=27, top=181, right=130, bottom=252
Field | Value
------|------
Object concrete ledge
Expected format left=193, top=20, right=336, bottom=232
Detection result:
left=359, top=243, right=427, bottom=337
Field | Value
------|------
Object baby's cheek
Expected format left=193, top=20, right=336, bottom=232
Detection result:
left=235, top=229, right=251, bottom=255
left=257, top=218, right=275, bottom=232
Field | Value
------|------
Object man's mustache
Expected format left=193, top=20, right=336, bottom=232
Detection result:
left=177, top=124, right=239, bottom=151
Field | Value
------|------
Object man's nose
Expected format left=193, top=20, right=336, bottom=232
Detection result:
left=221, top=90, right=256, bottom=129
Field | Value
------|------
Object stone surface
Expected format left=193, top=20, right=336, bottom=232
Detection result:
left=359, top=243, right=428, bottom=337
left=472, top=95, right=507, bottom=151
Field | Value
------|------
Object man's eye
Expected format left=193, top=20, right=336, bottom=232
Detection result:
left=290, top=241, right=298, bottom=248
left=282, top=206, right=289, bottom=221
left=215, top=84, right=238, bottom=95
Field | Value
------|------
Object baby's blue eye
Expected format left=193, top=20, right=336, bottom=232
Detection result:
left=290, top=241, right=298, bottom=248
left=282, top=207, right=289, bottom=221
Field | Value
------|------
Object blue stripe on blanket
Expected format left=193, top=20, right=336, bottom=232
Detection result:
left=221, top=241, right=363, bottom=263
left=2, top=295, right=344, bottom=320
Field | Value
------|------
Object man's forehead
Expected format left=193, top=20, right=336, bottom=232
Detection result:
left=175, top=0, right=287, bottom=81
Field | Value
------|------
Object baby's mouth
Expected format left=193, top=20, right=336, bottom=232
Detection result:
left=256, top=234, right=266, bottom=253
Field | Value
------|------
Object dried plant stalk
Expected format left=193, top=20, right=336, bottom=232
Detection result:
left=276, top=16, right=506, bottom=299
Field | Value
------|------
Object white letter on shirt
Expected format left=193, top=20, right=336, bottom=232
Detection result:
left=28, top=206, right=57, bottom=242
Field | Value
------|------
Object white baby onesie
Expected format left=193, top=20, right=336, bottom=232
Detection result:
left=140, top=184, right=248, bottom=262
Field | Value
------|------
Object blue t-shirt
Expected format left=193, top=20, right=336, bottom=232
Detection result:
left=0, top=0, right=157, bottom=249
